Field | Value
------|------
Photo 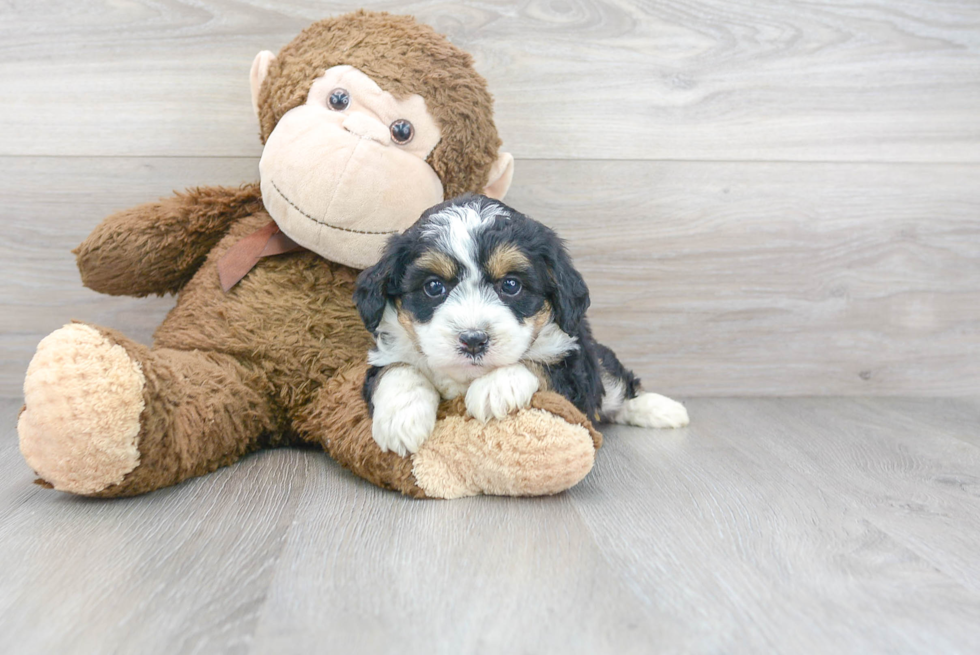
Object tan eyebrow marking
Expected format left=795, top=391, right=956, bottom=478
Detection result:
left=415, top=250, right=457, bottom=280
left=486, top=244, right=531, bottom=279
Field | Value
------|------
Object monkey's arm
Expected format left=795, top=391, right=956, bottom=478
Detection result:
left=75, top=184, right=264, bottom=297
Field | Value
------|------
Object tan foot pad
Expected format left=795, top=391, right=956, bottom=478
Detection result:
left=18, top=324, right=145, bottom=494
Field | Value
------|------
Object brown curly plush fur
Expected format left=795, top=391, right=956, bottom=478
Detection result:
left=259, top=10, right=501, bottom=199
left=75, top=184, right=265, bottom=297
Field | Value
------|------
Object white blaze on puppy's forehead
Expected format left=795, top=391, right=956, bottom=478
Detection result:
left=421, top=201, right=509, bottom=277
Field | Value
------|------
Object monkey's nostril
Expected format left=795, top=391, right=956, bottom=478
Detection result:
left=459, top=330, right=489, bottom=356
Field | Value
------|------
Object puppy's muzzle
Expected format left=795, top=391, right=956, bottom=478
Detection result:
left=458, top=330, right=489, bottom=357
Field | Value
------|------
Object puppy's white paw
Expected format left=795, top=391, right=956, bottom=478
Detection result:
left=371, top=367, right=441, bottom=457
left=465, top=364, right=540, bottom=423
left=616, top=392, right=690, bottom=429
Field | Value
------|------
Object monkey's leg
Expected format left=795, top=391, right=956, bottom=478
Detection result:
left=294, top=363, right=602, bottom=499
left=18, top=323, right=277, bottom=497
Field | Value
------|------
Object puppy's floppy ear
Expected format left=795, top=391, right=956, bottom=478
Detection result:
left=356, top=228, right=418, bottom=333
left=354, top=257, right=395, bottom=334
left=547, top=239, right=591, bottom=334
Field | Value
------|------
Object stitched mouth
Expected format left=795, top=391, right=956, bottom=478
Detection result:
left=270, top=179, right=400, bottom=236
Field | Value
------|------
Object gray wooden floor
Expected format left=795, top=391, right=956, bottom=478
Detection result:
left=2, top=396, right=979, bottom=654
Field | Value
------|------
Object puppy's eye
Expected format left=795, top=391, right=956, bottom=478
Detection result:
left=500, top=277, right=522, bottom=296
left=424, top=279, right=446, bottom=298
left=390, top=119, right=414, bottom=144
left=328, top=88, right=350, bottom=111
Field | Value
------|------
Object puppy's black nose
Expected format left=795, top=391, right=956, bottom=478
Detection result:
left=459, top=330, right=489, bottom=356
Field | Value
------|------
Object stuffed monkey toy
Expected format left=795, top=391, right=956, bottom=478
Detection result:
left=18, top=11, right=602, bottom=499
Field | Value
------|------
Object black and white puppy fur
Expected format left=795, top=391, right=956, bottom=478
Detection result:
left=354, top=195, right=689, bottom=456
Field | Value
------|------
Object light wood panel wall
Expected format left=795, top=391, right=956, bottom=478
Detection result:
left=1, top=0, right=978, bottom=397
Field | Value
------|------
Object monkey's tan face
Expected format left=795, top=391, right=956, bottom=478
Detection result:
left=259, top=66, right=445, bottom=269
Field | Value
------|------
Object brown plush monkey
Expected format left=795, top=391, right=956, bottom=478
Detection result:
left=18, top=11, right=601, bottom=499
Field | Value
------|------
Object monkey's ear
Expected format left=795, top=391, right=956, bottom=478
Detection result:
left=250, top=50, right=277, bottom=119
left=483, top=152, right=514, bottom=200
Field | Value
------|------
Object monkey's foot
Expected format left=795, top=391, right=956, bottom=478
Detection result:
left=411, top=392, right=601, bottom=499
left=19, top=324, right=146, bottom=494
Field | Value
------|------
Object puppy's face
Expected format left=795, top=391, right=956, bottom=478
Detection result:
left=355, top=196, right=589, bottom=383
left=398, top=210, right=546, bottom=379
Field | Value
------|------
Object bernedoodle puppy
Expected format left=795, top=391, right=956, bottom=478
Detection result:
left=354, top=195, right=689, bottom=456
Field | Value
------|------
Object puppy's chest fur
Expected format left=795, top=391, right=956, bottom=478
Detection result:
left=415, top=363, right=479, bottom=400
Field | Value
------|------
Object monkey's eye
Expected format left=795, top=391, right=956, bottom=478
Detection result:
left=499, top=277, right=522, bottom=297
left=327, top=88, right=350, bottom=111
left=390, top=119, right=414, bottom=144
left=424, top=278, right=446, bottom=298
